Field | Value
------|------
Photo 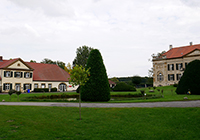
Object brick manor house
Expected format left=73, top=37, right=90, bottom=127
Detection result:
left=153, top=42, right=200, bottom=87
left=0, top=56, right=78, bottom=93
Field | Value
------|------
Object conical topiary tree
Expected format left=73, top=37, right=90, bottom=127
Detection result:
left=81, top=49, right=110, bottom=101
left=176, top=59, right=200, bottom=95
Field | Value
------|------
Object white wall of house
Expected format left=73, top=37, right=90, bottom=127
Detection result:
left=32, top=81, right=78, bottom=92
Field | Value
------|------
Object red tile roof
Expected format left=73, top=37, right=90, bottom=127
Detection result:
left=0, top=58, right=70, bottom=82
left=109, top=80, right=116, bottom=85
left=27, top=62, right=70, bottom=82
left=163, top=44, right=200, bottom=59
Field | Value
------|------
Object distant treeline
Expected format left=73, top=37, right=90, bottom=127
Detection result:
left=113, top=76, right=153, bottom=88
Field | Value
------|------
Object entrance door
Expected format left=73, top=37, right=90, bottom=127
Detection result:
left=16, top=84, right=20, bottom=91
left=59, top=83, right=66, bottom=92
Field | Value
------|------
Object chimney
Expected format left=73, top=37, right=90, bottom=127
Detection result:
left=190, top=42, right=193, bottom=46
left=0, top=56, right=2, bottom=61
left=169, top=45, right=173, bottom=50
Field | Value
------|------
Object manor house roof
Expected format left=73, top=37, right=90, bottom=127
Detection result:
left=162, top=43, right=200, bottom=59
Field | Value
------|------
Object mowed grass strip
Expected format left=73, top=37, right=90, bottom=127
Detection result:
left=0, top=106, right=199, bottom=140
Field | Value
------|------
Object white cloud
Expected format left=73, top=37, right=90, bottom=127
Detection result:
left=1, top=0, right=200, bottom=77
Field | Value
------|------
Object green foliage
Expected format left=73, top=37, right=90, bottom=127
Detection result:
left=132, top=76, right=142, bottom=86
left=34, top=88, right=49, bottom=92
left=8, top=89, right=16, bottom=95
left=81, top=49, right=110, bottom=101
left=50, top=87, right=57, bottom=92
left=16, top=91, right=22, bottom=96
left=113, top=82, right=136, bottom=92
left=41, top=58, right=66, bottom=70
left=176, top=59, right=200, bottom=95
left=73, top=45, right=94, bottom=68
left=69, top=65, right=90, bottom=86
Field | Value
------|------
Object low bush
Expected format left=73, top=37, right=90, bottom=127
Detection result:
left=51, top=87, right=57, bottom=92
left=113, top=82, right=136, bottom=92
left=34, top=88, right=49, bottom=92
left=8, top=89, right=16, bottom=95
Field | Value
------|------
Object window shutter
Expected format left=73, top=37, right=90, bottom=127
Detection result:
left=172, top=64, right=174, bottom=70
left=176, top=64, right=178, bottom=70
left=10, top=84, right=12, bottom=90
left=30, top=84, right=32, bottom=90
left=21, top=72, right=23, bottom=78
left=11, top=71, right=13, bottom=77
left=172, top=75, right=174, bottom=81
left=3, top=84, right=5, bottom=90
left=14, top=72, right=16, bottom=77
left=30, top=73, right=32, bottom=78
left=168, top=75, right=170, bottom=81
left=168, top=64, right=170, bottom=71
left=176, top=74, right=178, bottom=80
left=24, top=72, right=26, bottom=78
left=4, top=71, right=6, bottom=77
left=24, top=84, right=26, bottom=90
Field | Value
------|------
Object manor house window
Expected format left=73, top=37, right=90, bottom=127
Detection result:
left=168, top=64, right=174, bottom=71
left=157, top=73, right=164, bottom=82
left=176, top=63, right=183, bottom=70
left=168, top=74, right=174, bottom=81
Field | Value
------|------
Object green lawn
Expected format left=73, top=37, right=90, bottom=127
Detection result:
left=1, top=86, right=200, bottom=103
left=0, top=106, right=199, bottom=140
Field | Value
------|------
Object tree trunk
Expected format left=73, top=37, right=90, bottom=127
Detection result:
left=79, top=88, right=82, bottom=120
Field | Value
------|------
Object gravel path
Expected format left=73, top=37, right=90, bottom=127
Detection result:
left=0, top=100, right=200, bottom=108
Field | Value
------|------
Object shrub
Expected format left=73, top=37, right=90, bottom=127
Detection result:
left=173, top=84, right=178, bottom=87
left=76, top=86, right=80, bottom=93
left=176, top=60, right=200, bottom=95
left=16, top=91, right=22, bottom=95
left=8, top=89, right=16, bottom=95
left=113, top=82, right=136, bottom=92
left=34, top=88, right=49, bottom=92
left=140, top=90, right=145, bottom=95
left=51, top=87, right=57, bottom=92
left=81, top=49, right=110, bottom=101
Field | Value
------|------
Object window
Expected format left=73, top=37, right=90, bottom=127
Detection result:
left=23, top=84, right=32, bottom=90
left=168, top=74, right=174, bottom=81
left=24, top=72, right=32, bottom=78
left=168, top=64, right=174, bottom=71
left=176, top=63, right=183, bottom=70
left=15, top=84, right=21, bottom=91
left=15, top=72, right=21, bottom=78
left=34, top=84, right=38, bottom=88
left=3, top=83, right=12, bottom=90
left=59, top=83, right=66, bottom=92
left=4, top=71, right=13, bottom=77
left=176, top=74, right=182, bottom=81
left=41, top=84, right=45, bottom=88
left=48, top=84, right=52, bottom=91
left=157, top=73, right=164, bottom=82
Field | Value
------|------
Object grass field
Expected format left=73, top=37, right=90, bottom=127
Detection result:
left=1, top=86, right=200, bottom=103
left=0, top=106, right=200, bottom=140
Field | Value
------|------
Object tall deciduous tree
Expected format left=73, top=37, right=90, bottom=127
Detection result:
left=64, top=63, right=72, bottom=73
left=41, top=58, right=66, bottom=70
left=69, top=65, right=90, bottom=120
left=81, top=49, right=110, bottom=101
left=72, top=45, right=93, bottom=68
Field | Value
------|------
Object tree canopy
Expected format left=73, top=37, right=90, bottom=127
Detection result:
left=41, top=58, right=65, bottom=70
left=176, top=59, right=200, bottom=95
left=72, top=45, right=94, bottom=68
left=81, top=49, right=110, bottom=101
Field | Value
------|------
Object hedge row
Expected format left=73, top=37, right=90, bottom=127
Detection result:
left=112, top=82, right=136, bottom=92
left=33, top=88, right=57, bottom=92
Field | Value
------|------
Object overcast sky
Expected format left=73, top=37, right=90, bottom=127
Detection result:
left=1, top=0, right=200, bottom=77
